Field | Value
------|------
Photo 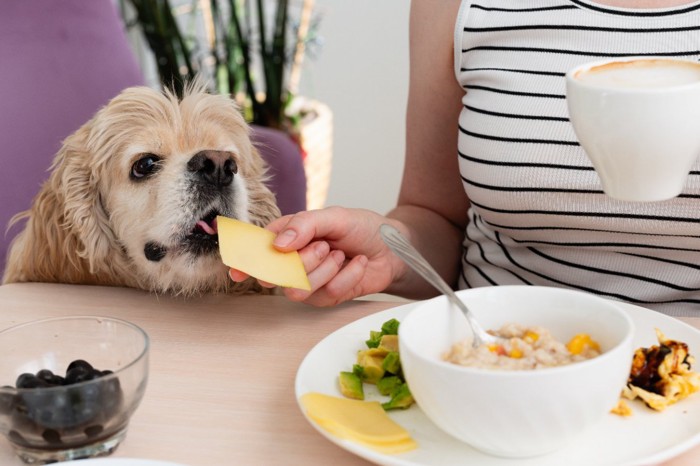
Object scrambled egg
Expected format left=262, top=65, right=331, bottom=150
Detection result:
left=620, top=329, right=700, bottom=413
left=610, top=399, right=633, bottom=417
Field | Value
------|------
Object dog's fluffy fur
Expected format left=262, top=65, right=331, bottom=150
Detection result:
left=3, top=81, right=280, bottom=295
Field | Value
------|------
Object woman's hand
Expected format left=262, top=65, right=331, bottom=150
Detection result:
left=228, top=207, right=408, bottom=306
left=230, top=0, right=468, bottom=307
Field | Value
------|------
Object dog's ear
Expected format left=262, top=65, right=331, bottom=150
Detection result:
left=4, top=121, right=117, bottom=284
left=56, top=123, right=117, bottom=274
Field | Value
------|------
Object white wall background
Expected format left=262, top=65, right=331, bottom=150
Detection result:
left=298, top=0, right=410, bottom=213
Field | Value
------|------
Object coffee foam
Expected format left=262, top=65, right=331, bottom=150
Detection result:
left=574, top=59, right=700, bottom=89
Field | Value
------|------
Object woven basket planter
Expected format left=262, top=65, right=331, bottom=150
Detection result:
left=296, top=98, right=333, bottom=211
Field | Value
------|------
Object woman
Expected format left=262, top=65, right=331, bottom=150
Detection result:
left=230, top=0, right=700, bottom=316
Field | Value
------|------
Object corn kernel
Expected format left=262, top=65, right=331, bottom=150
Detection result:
left=567, top=333, right=600, bottom=355
left=509, top=347, right=523, bottom=359
left=488, top=344, right=506, bottom=356
left=524, top=331, right=539, bottom=342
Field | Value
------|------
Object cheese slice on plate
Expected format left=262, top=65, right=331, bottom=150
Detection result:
left=217, top=216, right=311, bottom=290
left=300, top=392, right=417, bottom=454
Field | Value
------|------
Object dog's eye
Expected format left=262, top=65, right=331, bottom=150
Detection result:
left=130, top=154, right=162, bottom=180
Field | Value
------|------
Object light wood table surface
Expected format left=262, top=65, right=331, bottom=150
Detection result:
left=0, top=283, right=698, bottom=466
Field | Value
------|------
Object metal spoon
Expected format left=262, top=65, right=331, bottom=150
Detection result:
left=379, top=224, right=499, bottom=348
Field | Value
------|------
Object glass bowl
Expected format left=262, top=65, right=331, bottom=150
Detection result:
left=0, top=316, right=149, bottom=464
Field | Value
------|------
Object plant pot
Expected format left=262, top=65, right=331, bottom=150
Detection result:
left=295, top=98, right=333, bottom=211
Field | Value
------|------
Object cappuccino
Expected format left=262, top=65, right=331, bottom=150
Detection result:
left=566, top=57, right=700, bottom=202
left=573, top=59, right=700, bottom=89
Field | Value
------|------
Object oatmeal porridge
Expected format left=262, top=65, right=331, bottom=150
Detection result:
left=444, top=323, right=601, bottom=370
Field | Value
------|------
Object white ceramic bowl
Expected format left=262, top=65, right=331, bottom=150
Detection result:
left=399, top=286, right=634, bottom=458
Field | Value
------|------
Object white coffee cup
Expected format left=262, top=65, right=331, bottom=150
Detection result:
left=566, top=57, right=700, bottom=202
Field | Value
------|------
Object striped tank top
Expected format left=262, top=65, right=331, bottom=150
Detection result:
left=454, top=0, right=700, bottom=316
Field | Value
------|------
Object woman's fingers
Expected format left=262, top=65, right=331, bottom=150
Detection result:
left=228, top=268, right=249, bottom=282
left=228, top=268, right=276, bottom=288
left=285, top=254, right=371, bottom=306
left=285, top=249, right=345, bottom=301
left=268, top=207, right=354, bottom=252
left=300, top=240, right=332, bottom=273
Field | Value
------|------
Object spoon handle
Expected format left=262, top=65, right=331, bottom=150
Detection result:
left=379, top=224, right=494, bottom=347
left=380, top=225, right=460, bottom=303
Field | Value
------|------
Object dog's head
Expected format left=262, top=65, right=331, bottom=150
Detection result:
left=4, top=80, right=280, bottom=295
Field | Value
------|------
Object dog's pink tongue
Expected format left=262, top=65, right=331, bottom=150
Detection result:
left=196, top=218, right=217, bottom=235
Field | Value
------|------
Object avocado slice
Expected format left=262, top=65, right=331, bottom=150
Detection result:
left=382, top=351, right=401, bottom=375
left=382, top=383, right=415, bottom=411
left=376, top=375, right=403, bottom=396
left=338, top=371, right=364, bottom=400
left=378, top=334, right=399, bottom=353
left=357, top=350, right=386, bottom=384
left=381, top=319, right=400, bottom=335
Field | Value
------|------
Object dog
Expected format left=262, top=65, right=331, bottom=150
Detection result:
left=3, top=80, right=280, bottom=295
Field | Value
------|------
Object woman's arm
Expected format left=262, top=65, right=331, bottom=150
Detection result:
left=385, top=0, right=468, bottom=298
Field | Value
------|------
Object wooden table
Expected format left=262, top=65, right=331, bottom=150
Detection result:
left=0, top=283, right=698, bottom=466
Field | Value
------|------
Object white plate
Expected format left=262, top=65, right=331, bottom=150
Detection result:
left=295, top=300, right=700, bottom=466
left=56, top=459, right=188, bottom=466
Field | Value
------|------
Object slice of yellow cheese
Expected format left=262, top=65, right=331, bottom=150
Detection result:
left=300, top=392, right=417, bottom=454
left=217, top=216, right=311, bottom=290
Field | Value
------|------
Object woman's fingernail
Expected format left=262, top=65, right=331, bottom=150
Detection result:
left=331, top=250, right=345, bottom=267
left=315, top=241, right=330, bottom=260
left=274, top=229, right=297, bottom=247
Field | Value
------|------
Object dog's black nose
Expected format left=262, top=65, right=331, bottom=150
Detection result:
left=187, top=150, right=238, bottom=187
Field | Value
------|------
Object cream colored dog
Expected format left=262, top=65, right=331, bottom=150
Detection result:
left=3, top=81, right=280, bottom=295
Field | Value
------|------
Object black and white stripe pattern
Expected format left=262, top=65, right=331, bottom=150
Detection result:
left=455, top=0, right=700, bottom=315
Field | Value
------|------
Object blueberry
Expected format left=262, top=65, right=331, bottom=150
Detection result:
left=101, top=379, right=124, bottom=418
left=16, top=373, right=46, bottom=389
left=50, top=375, right=65, bottom=386
left=64, top=384, right=103, bottom=427
left=20, top=389, right=73, bottom=429
left=66, top=360, right=93, bottom=373
left=84, top=424, right=103, bottom=438
left=35, top=369, right=55, bottom=384
left=73, top=382, right=101, bottom=405
left=64, top=367, right=92, bottom=385
left=42, top=428, right=61, bottom=444
left=8, top=430, right=26, bottom=445
left=7, top=359, right=123, bottom=434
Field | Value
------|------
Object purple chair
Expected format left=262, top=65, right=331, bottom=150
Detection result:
left=0, top=0, right=144, bottom=280
left=251, top=126, right=307, bottom=217
left=0, top=0, right=306, bottom=280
